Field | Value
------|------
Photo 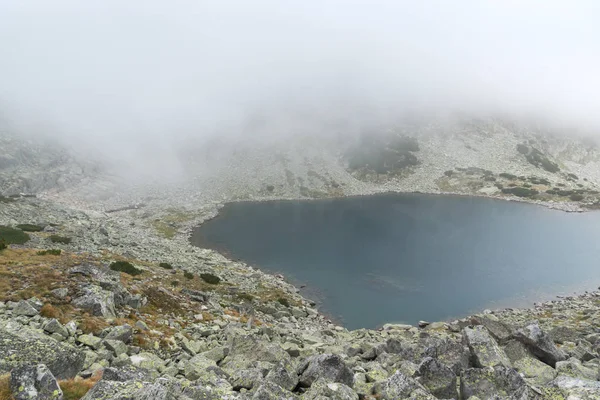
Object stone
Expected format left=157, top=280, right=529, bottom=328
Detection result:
left=51, top=288, right=69, bottom=299
left=104, top=324, right=133, bottom=343
left=130, top=352, right=165, bottom=371
left=42, top=319, right=69, bottom=338
left=10, top=364, right=63, bottom=400
left=230, top=368, right=263, bottom=390
left=77, top=334, right=102, bottom=350
left=103, top=339, right=128, bottom=356
left=252, top=381, right=298, bottom=400
left=513, top=357, right=557, bottom=385
left=470, top=314, right=514, bottom=344
left=556, top=358, right=598, bottom=381
left=503, top=339, right=532, bottom=364
left=221, top=335, right=290, bottom=372
left=424, top=337, right=470, bottom=374
left=463, top=325, right=511, bottom=368
left=303, top=378, right=359, bottom=400
left=372, top=371, right=435, bottom=400
left=71, top=285, right=116, bottom=318
left=0, top=325, right=85, bottom=379
left=265, top=361, right=298, bottom=391
left=102, top=366, right=157, bottom=382
left=299, top=354, right=354, bottom=388
left=416, top=357, right=458, bottom=399
left=514, top=323, right=565, bottom=367
left=13, top=300, right=39, bottom=317
left=549, top=326, right=580, bottom=344
left=134, top=320, right=148, bottom=331
left=460, top=366, right=531, bottom=399
left=184, top=354, right=217, bottom=380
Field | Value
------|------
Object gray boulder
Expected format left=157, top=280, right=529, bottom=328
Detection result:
left=184, top=354, right=217, bottom=380
left=513, top=357, right=557, bottom=386
left=471, top=314, right=515, bottom=344
left=42, top=319, right=69, bottom=338
left=372, top=371, right=435, bottom=400
left=230, top=368, right=263, bottom=390
left=556, top=358, right=598, bottom=381
left=104, top=324, right=133, bottom=343
left=220, top=335, right=290, bottom=373
left=265, top=361, right=298, bottom=391
left=13, top=300, right=39, bottom=317
left=252, top=382, right=298, bottom=400
left=463, top=325, right=511, bottom=368
left=10, top=364, right=63, bottom=400
left=299, top=354, right=353, bottom=388
left=0, top=324, right=85, bottom=379
left=514, top=323, right=565, bottom=367
left=416, top=357, right=458, bottom=399
left=460, top=366, right=531, bottom=399
left=71, top=285, right=116, bottom=318
left=424, top=337, right=470, bottom=375
left=302, top=378, right=358, bottom=400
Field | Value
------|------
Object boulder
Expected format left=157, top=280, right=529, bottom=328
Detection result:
left=424, top=337, right=470, bottom=374
left=302, top=378, right=359, bottom=400
left=471, top=314, right=514, bottom=344
left=104, top=324, right=133, bottom=343
left=460, top=366, right=531, bottom=399
left=514, top=323, right=565, bottom=367
left=13, top=300, right=39, bottom=317
left=265, top=361, right=298, bottom=391
left=299, top=354, right=354, bottom=388
left=10, top=364, right=63, bottom=400
left=463, top=325, right=511, bottom=368
left=130, top=352, right=165, bottom=371
left=416, top=357, right=458, bottom=399
left=372, top=371, right=435, bottom=400
left=229, top=368, right=263, bottom=390
left=549, top=326, right=580, bottom=344
left=103, top=339, right=128, bottom=357
left=513, top=357, right=557, bottom=385
left=77, top=334, right=102, bottom=350
left=72, top=285, right=116, bottom=318
left=184, top=354, right=217, bottom=380
left=42, top=319, right=69, bottom=338
left=252, top=381, right=298, bottom=400
left=0, top=324, right=85, bottom=379
left=220, top=335, right=290, bottom=372
left=556, top=358, right=598, bottom=381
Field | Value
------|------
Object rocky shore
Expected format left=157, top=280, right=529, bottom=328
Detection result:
left=2, top=120, right=600, bottom=398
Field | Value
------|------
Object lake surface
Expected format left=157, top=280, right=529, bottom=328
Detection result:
left=191, top=193, right=600, bottom=329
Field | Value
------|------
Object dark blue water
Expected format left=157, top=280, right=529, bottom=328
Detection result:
left=191, top=194, right=600, bottom=329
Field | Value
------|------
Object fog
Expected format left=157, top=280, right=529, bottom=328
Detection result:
left=1, top=0, right=599, bottom=171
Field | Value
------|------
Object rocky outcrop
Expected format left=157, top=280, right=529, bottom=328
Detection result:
left=10, top=364, right=63, bottom=400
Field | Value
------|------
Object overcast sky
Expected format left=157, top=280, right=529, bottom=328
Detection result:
left=0, top=0, right=599, bottom=155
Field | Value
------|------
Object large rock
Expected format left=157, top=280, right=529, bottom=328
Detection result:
left=302, top=378, right=358, bottom=400
left=463, top=325, right=511, bottom=368
left=416, top=357, right=457, bottom=399
left=513, top=357, right=558, bottom=386
left=42, top=319, right=69, bottom=338
left=71, top=284, right=116, bottom=318
left=104, top=324, right=133, bottom=343
left=252, top=381, right=298, bottom=400
left=471, top=314, right=515, bottom=344
left=556, top=358, right=598, bottom=381
left=10, top=364, right=63, bottom=400
left=372, top=371, right=435, bottom=400
left=460, top=366, right=532, bottom=399
left=0, top=324, right=85, bottom=379
left=229, top=368, right=263, bottom=390
left=184, top=354, right=217, bottom=380
left=424, top=338, right=470, bottom=375
left=265, top=361, right=298, bottom=391
left=514, top=323, right=565, bottom=367
left=299, top=354, right=353, bottom=388
left=220, top=335, right=290, bottom=372
left=13, top=300, right=39, bottom=317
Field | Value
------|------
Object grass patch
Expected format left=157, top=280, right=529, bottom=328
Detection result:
left=237, top=293, right=255, bottom=302
left=109, top=261, right=142, bottom=276
left=0, top=374, right=11, bottom=400
left=59, top=375, right=101, bottom=400
left=15, top=224, right=43, bottom=232
left=159, top=262, right=173, bottom=270
left=49, top=235, right=72, bottom=244
left=0, top=226, right=30, bottom=245
left=183, top=271, right=194, bottom=280
left=37, top=249, right=62, bottom=256
left=200, top=273, right=221, bottom=285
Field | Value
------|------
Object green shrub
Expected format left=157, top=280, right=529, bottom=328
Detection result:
left=109, top=261, right=142, bottom=276
left=237, top=293, right=255, bottom=302
left=483, top=176, right=496, bottom=181
left=171, top=280, right=179, bottom=287
left=0, top=239, right=6, bottom=251
left=16, top=224, right=43, bottom=232
left=0, top=195, right=15, bottom=203
left=37, top=249, right=62, bottom=256
left=0, top=226, right=30, bottom=244
left=523, top=183, right=532, bottom=188
left=200, top=273, right=221, bottom=285
left=444, top=170, right=454, bottom=177
left=501, top=187, right=539, bottom=198
left=277, top=297, right=290, bottom=307
left=49, top=235, right=72, bottom=244
left=499, top=172, right=518, bottom=180
left=183, top=271, right=194, bottom=280
left=570, top=194, right=584, bottom=201
left=159, top=262, right=173, bottom=270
